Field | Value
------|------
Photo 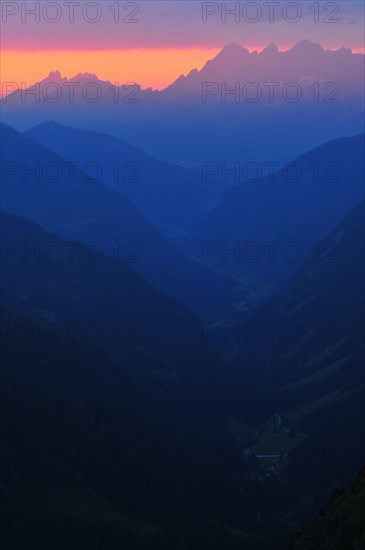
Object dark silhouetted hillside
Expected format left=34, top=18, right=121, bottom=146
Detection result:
left=285, top=466, right=365, bottom=549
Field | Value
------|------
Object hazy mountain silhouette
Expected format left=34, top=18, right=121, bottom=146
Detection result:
left=0, top=124, right=236, bottom=318
left=2, top=41, right=363, bottom=169
left=163, top=40, right=363, bottom=100
left=25, top=121, right=225, bottom=240
left=186, top=134, right=364, bottom=293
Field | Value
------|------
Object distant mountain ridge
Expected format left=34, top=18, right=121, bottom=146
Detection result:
left=163, top=40, right=363, bottom=100
left=2, top=40, right=362, bottom=103
left=2, top=41, right=363, bottom=169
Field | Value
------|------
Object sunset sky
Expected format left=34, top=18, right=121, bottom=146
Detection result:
left=1, top=0, right=364, bottom=90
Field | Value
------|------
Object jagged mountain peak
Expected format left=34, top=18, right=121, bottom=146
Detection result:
left=213, top=42, right=250, bottom=62
left=288, top=39, right=324, bottom=54
left=260, top=43, right=279, bottom=56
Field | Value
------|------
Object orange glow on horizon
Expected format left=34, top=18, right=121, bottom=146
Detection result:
left=0, top=48, right=221, bottom=94
left=1, top=45, right=364, bottom=97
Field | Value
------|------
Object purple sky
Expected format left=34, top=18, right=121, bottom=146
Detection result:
left=2, top=1, right=364, bottom=51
